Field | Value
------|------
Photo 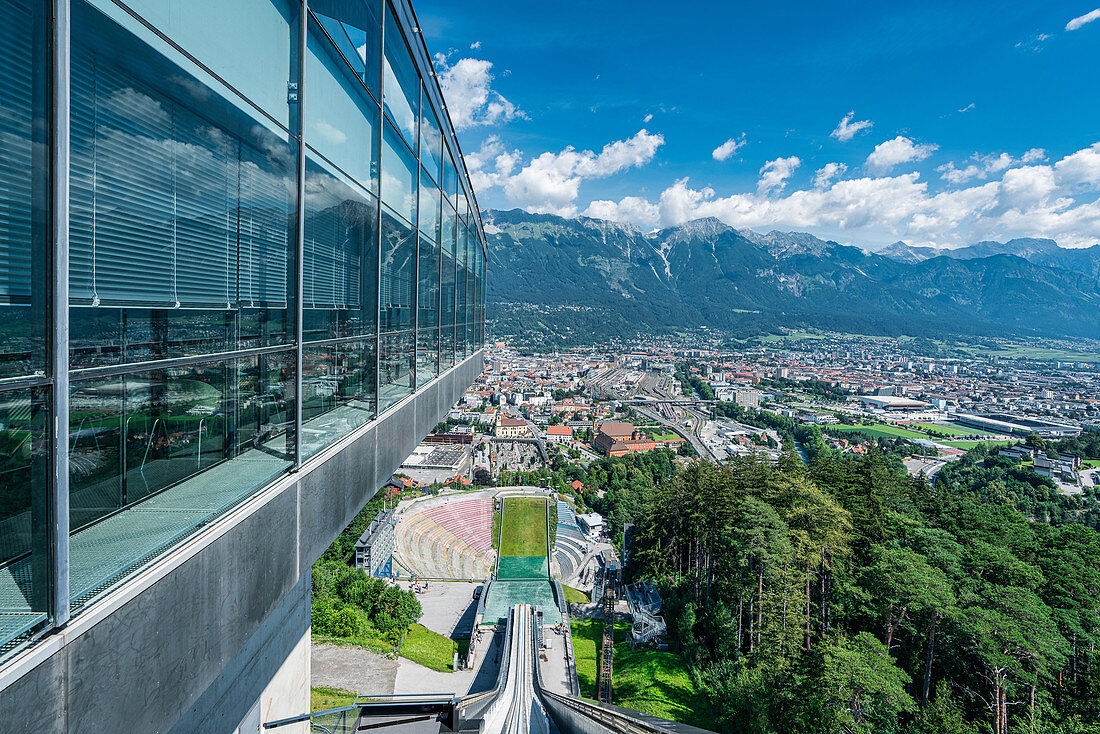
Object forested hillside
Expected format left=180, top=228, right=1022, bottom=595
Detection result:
left=626, top=451, right=1100, bottom=733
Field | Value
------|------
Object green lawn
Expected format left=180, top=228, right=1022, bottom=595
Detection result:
left=400, top=623, right=460, bottom=672
left=904, top=422, right=972, bottom=436
left=1084, top=459, right=1100, bottom=468
left=311, top=686, right=357, bottom=712
left=562, top=584, right=590, bottom=603
left=942, top=439, right=1020, bottom=449
left=499, top=497, right=548, bottom=557
left=570, top=619, right=708, bottom=727
left=827, top=424, right=928, bottom=440
left=641, top=427, right=679, bottom=441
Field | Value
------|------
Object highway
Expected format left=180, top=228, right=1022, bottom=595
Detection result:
left=482, top=604, right=550, bottom=734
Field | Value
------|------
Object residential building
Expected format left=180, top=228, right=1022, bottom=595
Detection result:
left=0, top=0, right=485, bottom=730
left=546, top=425, right=574, bottom=444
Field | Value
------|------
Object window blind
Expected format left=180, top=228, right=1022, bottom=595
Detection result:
left=70, top=45, right=290, bottom=310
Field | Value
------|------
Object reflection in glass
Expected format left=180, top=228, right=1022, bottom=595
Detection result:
left=419, top=100, right=442, bottom=183
left=382, top=10, right=419, bottom=145
left=306, top=15, right=379, bottom=194
left=381, top=121, right=417, bottom=224
left=0, top=387, right=50, bottom=647
left=303, top=156, right=378, bottom=342
left=417, top=234, right=439, bottom=332
left=302, top=339, right=376, bottom=457
left=311, top=0, right=382, bottom=100
left=70, top=1, right=297, bottom=366
left=379, top=331, right=414, bottom=413
left=416, top=327, right=438, bottom=387
left=0, top=0, right=48, bottom=380
left=117, top=0, right=298, bottom=128
left=68, top=352, right=295, bottom=606
left=380, top=207, right=416, bottom=334
left=418, top=171, right=440, bottom=243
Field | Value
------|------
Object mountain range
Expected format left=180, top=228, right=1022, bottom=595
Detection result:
left=482, top=208, right=1100, bottom=341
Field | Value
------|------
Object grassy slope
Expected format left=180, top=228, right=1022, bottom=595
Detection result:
left=569, top=619, right=707, bottom=727
left=571, top=619, right=601, bottom=698
left=499, top=497, right=548, bottom=557
left=400, top=623, right=459, bottom=672
left=562, top=584, right=590, bottom=603
left=311, top=685, right=357, bottom=712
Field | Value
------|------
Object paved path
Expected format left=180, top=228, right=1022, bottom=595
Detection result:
left=311, top=644, right=398, bottom=696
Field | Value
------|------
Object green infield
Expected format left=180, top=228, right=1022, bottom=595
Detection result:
left=827, top=424, right=928, bottom=440
left=499, top=497, right=548, bottom=558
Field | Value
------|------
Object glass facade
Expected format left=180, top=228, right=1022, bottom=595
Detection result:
left=0, top=0, right=486, bottom=658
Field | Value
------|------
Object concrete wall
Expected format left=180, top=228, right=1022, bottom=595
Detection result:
left=0, top=352, right=483, bottom=734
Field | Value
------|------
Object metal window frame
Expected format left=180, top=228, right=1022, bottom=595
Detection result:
left=51, top=0, right=71, bottom=628
left=294, top=0, right=307, bottom=470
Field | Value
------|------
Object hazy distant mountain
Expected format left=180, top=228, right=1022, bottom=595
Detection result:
left=874, top=236, right=1100, bottom=280
left=484, top=208, right=1100, bottom=341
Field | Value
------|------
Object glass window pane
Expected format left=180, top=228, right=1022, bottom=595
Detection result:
left=381, top=121, right=417, bottom=224
left=416, top=327, right=437, bottom=387
left=68, top=352, right=295, bottom=608
left=306, top=15, right=379, bottom=194
left=0, top=0, right=48, bottom=380
left=310, top=0, right=382, bottom=101
left=301, top=338, right=376, bottom=457
left=439, top=321, right=454, bottom=370
left=379, top=207, right=416, bottom=333
left=441, top=153, right=457, bottom=209
left=417, top=234, right=439, bottom=331
left=303, top=155, right=379, bottom=342
left=382, top=10, right=418, bottom=145
left=419, top=99, right=442, bottom=183
left=71, top=1, right=296, bottom=367
left=440, top=207, right=456, bottom=331
left=116, top=0, right=298, bottom=128
left=418, top=170, right=439, bottom=243
left=0, top=386, right=50, bottom=648
left=379, top=331, right=414, bottom=413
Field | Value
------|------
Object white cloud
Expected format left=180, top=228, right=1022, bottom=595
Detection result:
left=830, top=111, right=873, bottom=142
left=958, top=103, right=975, bottom=113
left=470, top=41, right=482, bottom=49
left=434, top=55, right=525, bottom=131
left=473, top=129, right=665, bottom=216
left=1066, top=8, right=1100, bottom=30
left=757, top=156, right=801, bottom=194
left=712, top=135, right=746, bottom=161
left=643, top=113, right=653, bottom=123
left=813, top=162, right=847, bottom=189
left=937, top=149, right=1048, bottom=184
left=583, top=197, right=661, bottom=228
left=866, top=136, right=938, bottom=173
left=565, top=141, right=1100, bottom=250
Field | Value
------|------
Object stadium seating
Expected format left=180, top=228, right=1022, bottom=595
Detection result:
left=553, top=501, right=587, bottom=582
left=393, top=497, right=495, bottom=579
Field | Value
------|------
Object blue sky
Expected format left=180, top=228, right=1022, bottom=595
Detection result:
left=416, top=1, right=1100, bottom=249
